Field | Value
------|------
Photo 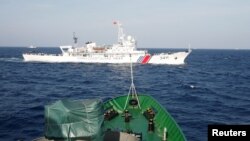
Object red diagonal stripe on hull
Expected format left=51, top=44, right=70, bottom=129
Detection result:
left=141, top=54, right=151, bottom=64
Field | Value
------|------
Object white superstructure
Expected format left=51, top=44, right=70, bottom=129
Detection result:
left=23, top=21, right=191, bottom=64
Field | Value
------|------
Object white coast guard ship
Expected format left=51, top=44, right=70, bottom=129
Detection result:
left=23, top=22, right=191, bottom=64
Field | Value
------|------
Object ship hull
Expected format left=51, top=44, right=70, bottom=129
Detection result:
left=23, top=51, right=191, bottom=64
left=148, top=51, right=191, bottom=65
left=23, top=53, right=143, bottom=63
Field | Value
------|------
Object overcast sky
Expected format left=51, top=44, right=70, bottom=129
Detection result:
left=0, top=0, right=249, bottom=49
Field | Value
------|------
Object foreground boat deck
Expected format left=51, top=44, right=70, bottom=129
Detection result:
left=34, top=95, right=186, bottom=141
left=103, top=108, right=161, bottom=141
left=103, top=95, right=186, bottom=141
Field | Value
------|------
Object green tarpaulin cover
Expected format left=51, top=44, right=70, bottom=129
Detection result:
left=45, top=99, right=104, bottom=139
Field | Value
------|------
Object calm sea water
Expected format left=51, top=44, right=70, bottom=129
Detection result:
left=0, top=47, right=250, bottom=141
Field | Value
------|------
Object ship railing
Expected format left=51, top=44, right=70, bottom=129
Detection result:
left=24, top=53, right=62, bottom=56
left=78, top=52, right=146, bottom=56
left=153, top=52, right=173, bottom=56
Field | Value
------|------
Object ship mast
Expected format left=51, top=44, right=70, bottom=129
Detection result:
left=73, top=32, right=78, bottom=47
left=114, top=21, right=125, bottom=44
left=188, top=43, right=192, bottom=52
left=124, top=54, right=141, bottom=109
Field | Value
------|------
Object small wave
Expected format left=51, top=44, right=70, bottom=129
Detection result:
left=190, top=85, right=195, bottom=89
left=0, top=57, right=23, bottom=62
left=179, top=84, right=197, bottom=89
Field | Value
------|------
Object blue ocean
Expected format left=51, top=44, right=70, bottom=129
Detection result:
left=0, top=47, right=250, bottom=141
